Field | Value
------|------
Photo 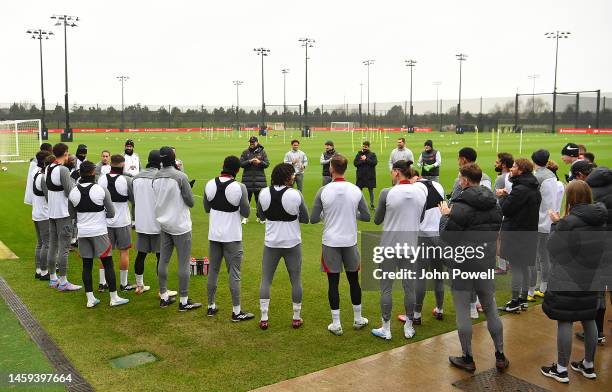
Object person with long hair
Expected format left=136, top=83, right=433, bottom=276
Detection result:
left=541, top=180, right=607, bottom=383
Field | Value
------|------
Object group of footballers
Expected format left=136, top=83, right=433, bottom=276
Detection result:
left=23, top=135, right=609, bottom=383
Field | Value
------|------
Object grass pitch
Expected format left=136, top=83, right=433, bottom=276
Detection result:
left=0, top=129, right=610, bottom=391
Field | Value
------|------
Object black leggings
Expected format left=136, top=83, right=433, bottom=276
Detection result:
left=247, top=189, right=261, bottom=204
left=327, top=271, right=361, bottom=310
left=596, top=308, right=605, bottom=335
left=134, top=252, right=160, bottom=275
left=82, top=256, right=116, bottom=292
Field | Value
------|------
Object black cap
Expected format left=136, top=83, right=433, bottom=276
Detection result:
left=249, top=136, right=258, bottom=143
left=424, top=140, right=433, bottom=147
left=325, top=140, right=334, bottom=147
left=571, top=160, right=594, bottom=177
left=531, top=149, right=550, bottom=167
left=561, top=143, right=579, bottom=157
left=76, top=144, right=87, bottom=153
left=125, top=139, right=135, bottom=147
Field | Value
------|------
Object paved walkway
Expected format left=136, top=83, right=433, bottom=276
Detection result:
left=257, top=306, right=610, bottom=391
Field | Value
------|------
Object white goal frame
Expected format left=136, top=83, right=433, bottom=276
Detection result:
left=330, top=121, right=355, bottom=132
left=0, top=119, right=42, bottom=163
left=267, top=122, right=285, bottom=131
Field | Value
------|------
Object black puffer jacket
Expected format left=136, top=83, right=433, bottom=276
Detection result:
left=239, top=144, right=270, bottom=191
left=440, top=185, right=502, bottom=290
left=499, top=172, right=541, bottom=267
left=543, top=203, right=608, bottom=321
left=353, top=150, right=378, bottom=189
left=586, top=167, right=612, bottom=287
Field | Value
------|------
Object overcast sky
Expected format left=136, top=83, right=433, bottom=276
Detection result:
left=3, top=0, right=611, bottom=109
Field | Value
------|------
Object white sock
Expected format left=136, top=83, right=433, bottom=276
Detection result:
left=260, top=299, right=270, bottom=321
left=405, top=319, right=414, bottom=329
left=528, top=288, right=535, bottom=297
left=470, top=302, right=477, bottom=312
left=382, top=319, right=391, bottom=332
left=59, top=275, right=67, bottom=284
left=498, top=258, right=507, bottom=270
left=120, top=270, right=128, bottom=287
left=540, top=282, right=548, bottom=292
left=160, top=291, right=169, bottom=301
left=436, top=307, right=444, bottom=314
left=583, top=359, right=594, bottom=369
left=110, top=291, right=119, bottom=301
left=232, top=305, right=241, bottom=315
left=86, top=292, right=96, bottom=302
left=40, top=270, right=48, bottom=276
left=180, top=296, right=188, bottom=306
left=135, top=274, right=144, bottom=286
left=414, top=311, right=422, bottom=319
left=50, top=273, right=57, bottom=281
left=292, top=303, right=302, bottom=320
left=208, top=302, right=216, bottom=309
left=99, top=268, right=106, bottom=285
left=556, top=364, right=567, bottom=373
left=331, top=309, right=341, bottom=326
left=353, top=304, right=362, bottom=321
left=36, top=268, right=42, bottom=274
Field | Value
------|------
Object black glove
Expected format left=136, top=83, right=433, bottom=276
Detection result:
left=189, top=179, right=196, bottom=188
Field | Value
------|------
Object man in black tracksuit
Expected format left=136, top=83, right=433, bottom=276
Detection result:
left=239, top=136, right=270, bottom=223
left=497, top=158, right=542, bottom=312
left=439, top=162, right=508, bottom=373
left=353, top=141, right=377, bottom=209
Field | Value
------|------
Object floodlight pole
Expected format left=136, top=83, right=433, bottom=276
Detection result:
left=233, top=80, right=243, bottom=130
left=51, top=14, right=78, bottom=134
left=116, top=76, right=128, bottom=131
left=299, top=38, right=314, bottom=133
left=405, top=59, right=417, bottom=127
left=546, top=30, right=571, bottom=133
left=433, top=81, right=441, bottom=131
left=281, top=69, right=289, bottom=129
left=456, top=53, right=467, bottom=131
left=359, top=82, right=363, bottom=128
left=528, top=74, right=540, bottom=114
left=27, top=29, right=53, bottom=135
left=363, top=59, right=375, bottom=128
left=254, top=48, right=270, bottom=129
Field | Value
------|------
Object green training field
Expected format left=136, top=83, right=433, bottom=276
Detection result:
left=0, top=130, right=610, bottom=391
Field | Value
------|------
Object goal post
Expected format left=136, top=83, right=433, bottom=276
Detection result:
left=0, top=119, right=42, bottom=163
left=330, top=121, right=355, bottom=132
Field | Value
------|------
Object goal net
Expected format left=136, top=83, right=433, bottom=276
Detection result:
left=0, top=119, right=41, bottom=163
left=330, top=122, right=355, bottom=132
left=267, top=122, right=285, bottom=131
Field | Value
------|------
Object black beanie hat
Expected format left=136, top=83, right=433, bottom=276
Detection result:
left=159, top=146, right=176, bottom=168
left=531, top=149, right=550, bottom=167
left=147, top=150, right=161, bottom=169
left=561, top=143, right=579, bottom=157
left=76, top=144, right=87, bottom=154
left=424, top=140, right=433, bottom=148
left=571, top=160, right=594, bottom=177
